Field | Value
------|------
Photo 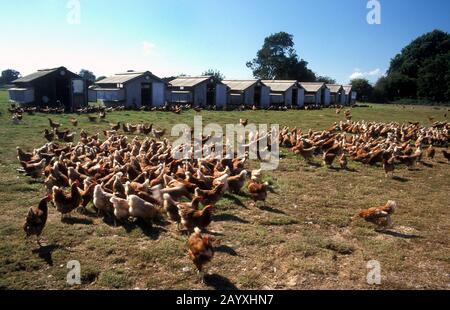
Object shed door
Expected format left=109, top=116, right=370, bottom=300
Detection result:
left=152, top=83, right=164, bottom=107
left=215, top=84, right=227, bottom=107
left=298, top=89, right=305, bottom=107
left=260, top=86, right=270, bottom=108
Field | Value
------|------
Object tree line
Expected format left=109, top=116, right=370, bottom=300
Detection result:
left=350, top=30, right=449, bottom=104
left=2, top=30, right=448, bottom=104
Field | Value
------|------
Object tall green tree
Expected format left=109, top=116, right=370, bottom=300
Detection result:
left=379, top=29, right=450, bottom=103
left=388, top=30, right=449, bottom=78
left=0, top=69, right=21, bottom=85
left=417, top=53, right=450, bottom=102
left=79, top=69, right=96, bottom=85
left=202, top=69, right=225, bottom=81
left=317, top=76, right=336, bottom=84
left=350, top=78, right=373, bottom=102
left=246, top=32, right=316, bottom=81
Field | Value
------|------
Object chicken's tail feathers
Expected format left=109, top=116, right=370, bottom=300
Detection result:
left=194, top=227, right=201, bottom=234
left=384, top=200, right=397, bottom=213
left=386, top=200, right=397, bottom=208
left=264, top=182, right=277, bottom=194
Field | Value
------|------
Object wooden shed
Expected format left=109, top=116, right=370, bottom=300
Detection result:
left=8, top=66, right=87, bottom=111
left=326, top=84, right=346, bottom=105
left=299, top=82, right=330, bottom=106
left=168, top=76, right=227, bottom=108
left=262, top=80, right=305, bottom=107
left=93, top=71, right=166, bottom=108
left=222, top=80, right=270, bottom=108
left=343, top=85, right=357, bottom=105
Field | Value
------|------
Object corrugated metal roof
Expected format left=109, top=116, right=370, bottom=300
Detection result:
left=299, top=82, right=325, bottom=92
left=169, top=76, right=213, bottom=88
left=262, top=80, right=297, bottom=92
left=8, top=87, right=32, bottom=91
left=96, top=71, right=152, bottom=84
left=343, top=85, right=352, bottom=94
left=222, top=80, right=261, bottom=91
left=13, top=67, right=68, bottom=83
left=171, top=90, right=191, bottom=94
left=94, top=88, right=122, bottom=91
left=326, top=84, right=344, bottom=93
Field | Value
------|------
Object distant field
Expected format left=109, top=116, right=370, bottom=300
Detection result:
left=0, top=89, right=449, bottom=290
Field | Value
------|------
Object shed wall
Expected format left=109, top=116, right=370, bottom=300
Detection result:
left=215, top=84, right=227, bottom=107
left=193, top=83, right=207, bottom=107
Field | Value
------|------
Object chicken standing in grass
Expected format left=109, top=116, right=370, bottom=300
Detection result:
left=93, top=185, right=114, bottom=216
left=178, top=205, right=214, bottom=233
left=443, top=150, right=450, bottom=162
left=19, top=158, right=46, bottom=178
left=426, top=145, right=435, bottom=160
left=194, top=183, right=225, bottom=205
left=240, top=119, right=248, bottom=126
left=359, top=200, right=397, bottom=230
left=188, top=227, right=214, bottom=280
left=339, top=153, right=348, bottom=170
left=226, top=170, right=248, bottom=194
left=292, top=144, right=317, bottom=163
left=52, top=183, right=83, bottom=218
left=48, top=118, right=60, bottom=129
left=110, top=196, right=130, bottom=225
left=383, top=155, right=396, bottom=178
left=127, top=194, right=161, bottom=226
left=70, top=118, right=78, bottom=127
left=153, top=129, right=166, bottom=140
left=23, top=195, right=52, bottom=246
left=247, top=180, right=273, bottom=207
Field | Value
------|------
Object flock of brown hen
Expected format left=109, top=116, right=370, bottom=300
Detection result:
left=16, top=108, right=450, bottom=280
left=18, top=117, right=274, bottom=278
left=281, top=115, right=449, bottom=230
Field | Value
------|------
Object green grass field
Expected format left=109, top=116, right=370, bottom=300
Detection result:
left=0, top=89, right=449, bottom=290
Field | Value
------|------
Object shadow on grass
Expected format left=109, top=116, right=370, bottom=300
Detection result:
left=26, top=179, right=44, bottom=185
left=204, top=274, right=238, bottom=290
left=214, top=213, right=249, bottom=224
left=259, top=205, right=286, bottom=215
left=378, top=229, right=422, bottom=239
left=61, top=217, right=94, bottom=225
left=345, top=167, right=359, bottom=173
left=121, top=219, right=167, bottom=240
left=392, top=176, right=409, bottom=183
left=420, top=162, right=433, bottom=168
left=32, top=244, right=61, bottom=266
left=305, top=161, right=322, bottom=168
left=223, top=193, right=248, bottom=209
left=215, top=245, right=238, bottom=256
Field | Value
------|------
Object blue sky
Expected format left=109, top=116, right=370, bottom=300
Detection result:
left=1, top=0, right=449, bottom=84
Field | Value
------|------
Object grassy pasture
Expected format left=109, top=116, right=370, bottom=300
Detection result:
left=0, top=89, right=448, bottom=290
